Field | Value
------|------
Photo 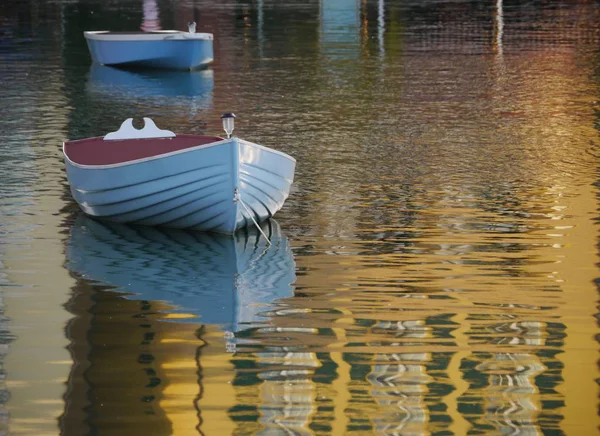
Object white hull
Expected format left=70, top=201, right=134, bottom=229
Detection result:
left=64, top=137, right=295, bottom=234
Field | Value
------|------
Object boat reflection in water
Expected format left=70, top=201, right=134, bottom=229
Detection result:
left=86, top=64, right=214, bottom=102
left=65, top=215, right=296, bottom=332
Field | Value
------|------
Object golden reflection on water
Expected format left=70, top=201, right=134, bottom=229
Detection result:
left=58, top=178, right=599, bottom=434
left=273, top=182, right=598, bottom=434
left=1, top=61, right=72, bottom=435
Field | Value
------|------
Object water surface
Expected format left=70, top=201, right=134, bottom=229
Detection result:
left=0, top=0, right=599, bottom=434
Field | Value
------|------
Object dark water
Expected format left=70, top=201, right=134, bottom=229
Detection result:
left=1, top=0, right=599, bottom=434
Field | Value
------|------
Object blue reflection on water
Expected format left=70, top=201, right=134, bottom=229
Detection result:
left=65, top=215, right=296, bottom=332
left=87, top=64, right=214, bottom=102
left=320, top=0, right=360, bottom=59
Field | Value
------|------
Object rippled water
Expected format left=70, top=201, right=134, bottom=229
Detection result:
left=1, top=0, right=599, bottom=434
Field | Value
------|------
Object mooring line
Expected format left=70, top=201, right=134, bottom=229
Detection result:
left=236, top=193, right=272, bottom=246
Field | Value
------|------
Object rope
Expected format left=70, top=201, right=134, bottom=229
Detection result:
left=238, top=195, right=271, bottom=246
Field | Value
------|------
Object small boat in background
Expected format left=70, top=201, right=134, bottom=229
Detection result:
left=62, top=115, right=296, bottom=235
left=66, top=215, right=296, bottom=332
left=84, top=22, right=213, bottom=70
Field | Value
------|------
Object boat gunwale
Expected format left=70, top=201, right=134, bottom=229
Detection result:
left=84, top=30, right=214, bottom=41
left=238, top=138, right=297, bottom=163
left=63, top=137, right=296, bottom=170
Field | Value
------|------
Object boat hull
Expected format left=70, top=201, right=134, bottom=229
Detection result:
left=64, top=138, right=295, bottom=234
left=236, top=139, right=296, bottom=230
left=85, top=32, right=214, bottom=70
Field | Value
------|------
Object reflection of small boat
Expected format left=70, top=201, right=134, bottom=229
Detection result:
left=87, top=64, right=214, bottom=100
left=66, top=215, right=296, bottom=331
left=62, top=116, right=296, bottom=234
left=84, top=24, right=213, bottom=70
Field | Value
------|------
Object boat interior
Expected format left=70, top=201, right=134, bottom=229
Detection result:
left=64, top=134, right=224, bottom=166
left=96, top=31, right=180, bottom=35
